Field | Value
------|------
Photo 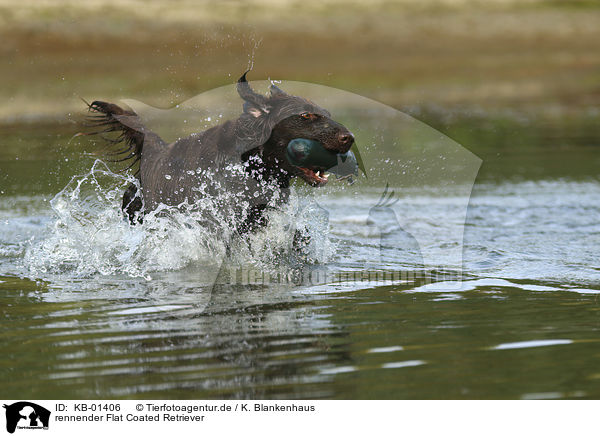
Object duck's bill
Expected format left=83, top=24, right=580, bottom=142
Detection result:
left=328, top=150, right=359, bottom=184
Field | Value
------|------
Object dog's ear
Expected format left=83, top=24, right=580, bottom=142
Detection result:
left=237, top=72, right=271, bottom=118
left=242, top=101, right=270, bottom=118
left=270, top=84, right=288, bottom=98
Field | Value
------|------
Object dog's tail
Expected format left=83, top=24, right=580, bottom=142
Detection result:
left=82, top=100, right=160, bottom=175
left=82, top=100, right=166, bottom=224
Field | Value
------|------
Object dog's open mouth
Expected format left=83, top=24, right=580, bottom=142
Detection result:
left=286, top=138, right=359, bottom=187
left=297, top=167, right=330, bottom=186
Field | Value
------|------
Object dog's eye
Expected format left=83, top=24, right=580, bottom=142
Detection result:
left=300, top=112, right=317, bottom=120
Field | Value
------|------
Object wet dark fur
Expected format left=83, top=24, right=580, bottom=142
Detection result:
left=85, top=73, right=354, bottom=232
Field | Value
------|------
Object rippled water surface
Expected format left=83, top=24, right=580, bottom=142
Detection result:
left=2, top=114, right=600, bottom=399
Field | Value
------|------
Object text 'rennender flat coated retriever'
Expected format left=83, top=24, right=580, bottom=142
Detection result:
left=85, top=73, right=355, bottom=233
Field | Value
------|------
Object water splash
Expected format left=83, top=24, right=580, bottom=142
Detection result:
left=23, top=160, right=334, bottom=281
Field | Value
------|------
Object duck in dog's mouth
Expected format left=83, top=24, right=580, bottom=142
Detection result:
left=286, top=138, right=358, bottom=187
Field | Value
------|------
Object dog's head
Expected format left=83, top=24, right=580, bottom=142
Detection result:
left=237, top=73, right=355, bottom=187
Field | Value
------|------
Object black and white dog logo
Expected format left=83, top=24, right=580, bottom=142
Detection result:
left=3, top=402, right=50, bottom=434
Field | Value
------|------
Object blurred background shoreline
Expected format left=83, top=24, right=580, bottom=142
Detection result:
left=1, top=0, right=599, bottom=184
left=1, top=0, right=599, bottom=120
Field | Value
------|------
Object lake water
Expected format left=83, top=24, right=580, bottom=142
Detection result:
left=2, top=104, right=600, bottom=399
